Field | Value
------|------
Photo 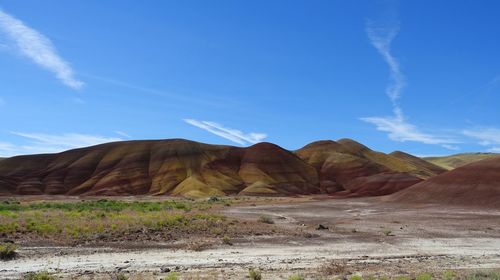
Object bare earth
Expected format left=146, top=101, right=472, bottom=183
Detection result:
left=2, top=197, right=500, bottom=279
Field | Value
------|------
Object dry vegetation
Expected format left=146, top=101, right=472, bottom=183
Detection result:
left=0, top=198, right=279, bottom=246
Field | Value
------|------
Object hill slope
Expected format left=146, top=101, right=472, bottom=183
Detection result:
left=386, top=155, right=500, bottom=207
left=294, top=140, right=444, bottom=197
left=0, top=139, right=441, bottom=197
left=423, top=153, right=498, bottom=170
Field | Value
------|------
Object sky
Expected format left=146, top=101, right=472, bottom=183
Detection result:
left=0, top=0, right=500, bottom=157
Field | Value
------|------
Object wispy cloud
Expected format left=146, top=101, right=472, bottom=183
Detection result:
left=361, top=115, right=457, bottom=145
left=0, top=132, right=121, bottom=157
left=0, top=9, right=83, bottom=89
left=361, top=20, right=457, bottom=149
left=463, top=128, right=500, bottom=148
left=114, top=131, right=131, bottom=139
left=487, top=147, right=500, bottom=153
left=183, top=119, right=267, bottom=145
left=366, top=21, right=405, bottom=109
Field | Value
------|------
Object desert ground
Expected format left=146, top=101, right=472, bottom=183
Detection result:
left=1, top=196, right=499, bottom=279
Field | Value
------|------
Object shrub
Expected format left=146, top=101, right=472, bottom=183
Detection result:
left=466, top=271, right=500, bottom=280
left=163, top=272, right=179, bottom=280
left=222, top=235, right=232, bottom=245
left=319, top=260, right=346, bottom=275
left=258, top=215, right=274, bottom=224
left=248, top=268, right=262, bottom=280
left=442, top=270, right=456, bottom=280
left=383, top=229, right=392, bottom=236
left=187, top=240, right=213, bottom=251
left=350, top=275, right=362, bottom=280
left=114, top=273, right=128, bottom=280
left=0, top=242, right=17, bottom=260
left=23, top=272, right=56, bottom=280
left=416, top=272, right=432, bottom=280
left=288, top=274, right=305, bottom=280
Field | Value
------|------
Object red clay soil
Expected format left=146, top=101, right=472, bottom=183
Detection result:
left=386, top=155, right=500, bottom=207
left=0, top=138, right=440, bottom=197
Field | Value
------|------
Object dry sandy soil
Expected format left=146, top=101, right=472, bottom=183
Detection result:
left=1, top=197, right=500, bottom=279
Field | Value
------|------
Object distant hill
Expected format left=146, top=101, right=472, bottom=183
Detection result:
left=386, top=155, right=500, bottom=207
left=295, top=140, right=445, bottom=197
left=423, top=153, right=499, bottom=170
left=0, top=139, right=444, bottom=197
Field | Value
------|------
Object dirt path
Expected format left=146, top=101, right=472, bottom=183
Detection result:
left=2, top=198, right=500, bottom=279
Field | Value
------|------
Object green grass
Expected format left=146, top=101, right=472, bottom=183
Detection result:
left=0, top=242, right=17, bottom=260
left=416, top=272, right=433, bottom=280
left=0, top=199, right=233, bottom=244
left=442, top=270, right=456, bottom=280
left=466, top=271, right=500, bottom=280
left=288, top=274, right=305, bottom=280
left=0, top=198, right=231, bottom=212
left=248, top=268, right=262, bottom=280
left=163, top=272, right=179, bottom=280
left=23, top=272, right=56, bottom=280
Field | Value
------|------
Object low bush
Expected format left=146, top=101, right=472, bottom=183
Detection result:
left=416, top=272, right=433, bottom=280
left=163, top=272, right=179, bottom=280
left=288, top=274, right=305, bottom=280
left=0, top=242, right=17, bottom=260
left=258, top=215, right=274, bottom=224
left=466, top=271, right=500, bottom=280
left=248, top=268, right=262, bottom=280
left=23, top=272, right=56, bottom=280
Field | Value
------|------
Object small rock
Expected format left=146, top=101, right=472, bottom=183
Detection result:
left=160, top=266, right=171, bottom=273
left=315, top=224, right=329, bottom=230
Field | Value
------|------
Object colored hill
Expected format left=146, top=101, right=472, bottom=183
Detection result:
left=295, top=140, right=445, bottom=197
left=386, top=155, right=500, bottom=207
left=0, top=139, right=442, bottom=197
left=423, top=153, right=499, bottom=170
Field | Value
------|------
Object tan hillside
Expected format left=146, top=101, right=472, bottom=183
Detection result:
left=424, top=153, right=499, bottom=170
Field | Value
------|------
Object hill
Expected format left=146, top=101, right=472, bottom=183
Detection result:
left=0, top=139, right=442, bottom=197
left=386, top=155, right=500, bottom=207
left=294, top=140, right=445, bottom=197
left=423, top=153, right=498, bottom=170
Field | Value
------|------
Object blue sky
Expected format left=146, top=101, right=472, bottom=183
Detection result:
left=0, top=0, right=499, bottom=157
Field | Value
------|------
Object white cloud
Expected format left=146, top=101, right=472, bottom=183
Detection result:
left=114, top=131, right=131, bottom=139
left=366, top=21, right=405, bottom=106
left=362, top=21, right=458, bottom=150
left=488, top=147, right=500, bottom=153
left=463, top=128, right=500, bottom=147
left=184, top=119, right=267, bottom=145
left=0, top=9, right=84, bottom=89
left=0, top=132, right=121, bottom=157
left=361, top=115, right=457, bottom=147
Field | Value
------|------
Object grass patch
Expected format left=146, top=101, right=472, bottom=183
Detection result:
left=383, top=229, right=393, bottom=236
left=0, top=199, right=255, bottom=244
left=466, top=271, right=500, bottom=280
left=0, top=242, right=17, bottom=260
left=163, top=272, right=179, bottom=280
left=442, top=270, right=456, bottom=280
left=248, top=268, right=262, bottom=280
left=416, top=272, right=433, bottom=280
left=23, top=271, right=56, bottom=280
left=258, top=215, right=274, bottom=224
left=288, top=274, right=305, bottom=280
